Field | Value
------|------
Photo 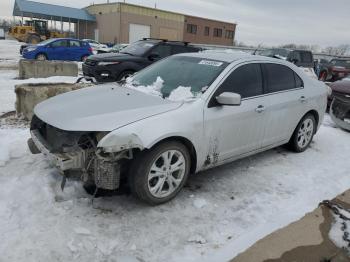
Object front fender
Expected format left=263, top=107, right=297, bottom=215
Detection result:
left=97, top=131, right=144, bottom=153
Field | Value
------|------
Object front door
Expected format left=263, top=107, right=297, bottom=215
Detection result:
left=47, top=39, right=69, bottom=60
left=203, top=63, right=268, bottom=165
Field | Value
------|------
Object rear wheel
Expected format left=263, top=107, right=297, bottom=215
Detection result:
left=35, top=53, right=47, bottom=61
left=288, top=114, right=316, bottom=152
left=129, top=141, right=191, bottom=205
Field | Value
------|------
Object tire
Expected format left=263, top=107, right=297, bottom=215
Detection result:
left=288, top=114, right=316, bottom=153
left=117, top=70, right=134, bottom=81
left=35, top=53, right=47, bottom=61
left=129, top=141, right=191, bottom=205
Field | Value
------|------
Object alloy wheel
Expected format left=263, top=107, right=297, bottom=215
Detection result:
left=297, top=118, right=314, bottom=149
left=147, top=150, right=186, bottom=198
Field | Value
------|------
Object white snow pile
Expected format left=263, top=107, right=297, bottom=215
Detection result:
left=329, top=207, right=350, bottom=253
left=125, top=76, right=164, bottom=97
left=125, top=76, right=199, bottom=102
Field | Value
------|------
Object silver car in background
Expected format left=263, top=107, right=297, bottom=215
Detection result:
left=28, top=52, right=328, bottom=205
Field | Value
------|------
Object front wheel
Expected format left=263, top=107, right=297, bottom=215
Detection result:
left=129, top=141, right=191, bottom=205
left=288, top=114, right=316, bottom=152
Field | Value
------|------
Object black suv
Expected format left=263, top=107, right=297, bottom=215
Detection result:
left=257, top=48, right=314, bottom=68
left=83, top=38, right=202, bottom=82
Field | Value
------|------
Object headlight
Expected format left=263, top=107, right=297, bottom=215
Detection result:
left=98, top=61, right=120, bottom=66
left=26, top=47, right=37, bottom=52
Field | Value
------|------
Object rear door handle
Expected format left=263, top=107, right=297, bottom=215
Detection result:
left=299, top=96, right=307, bottom=103
left=255, top=105, right=265, bottom=113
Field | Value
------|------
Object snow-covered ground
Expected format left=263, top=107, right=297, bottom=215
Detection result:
left=1, top=39, right=350, bottom=262
left=0, top=39, right=21, bottom=69
left=1, top=114, right=350, bottom=262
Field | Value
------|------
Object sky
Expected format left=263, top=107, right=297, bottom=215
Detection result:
left=1, top=0, right=350, bottom=48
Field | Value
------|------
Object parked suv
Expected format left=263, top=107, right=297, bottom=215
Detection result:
left=82, top=38, right=202, bottom=82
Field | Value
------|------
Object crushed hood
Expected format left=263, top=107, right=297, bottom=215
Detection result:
left=34, top=84, right=182, bottom=131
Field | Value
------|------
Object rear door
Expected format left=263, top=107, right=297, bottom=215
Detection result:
left=47, top=39, right=69, bottom=60
left=203, top=62, right=268, bottom=163
left=261, top=63, right=306, bottom=147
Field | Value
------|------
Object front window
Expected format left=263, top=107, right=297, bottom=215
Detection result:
left=120, top=41, right=156, bottom=56
left=128, top=56, right=228, bottom=98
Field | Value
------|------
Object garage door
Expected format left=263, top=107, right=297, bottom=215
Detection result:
left=159, top=27, right=179, bottom=41
left=129, top=24, right=151, bottom=44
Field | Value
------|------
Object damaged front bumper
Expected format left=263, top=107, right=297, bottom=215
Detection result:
left=28, top=129, right=124, bottom=190
left=330, top=93, right=350, bottom=131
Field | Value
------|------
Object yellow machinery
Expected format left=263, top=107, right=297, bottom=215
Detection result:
left=10, top=20, right=65, bottom=44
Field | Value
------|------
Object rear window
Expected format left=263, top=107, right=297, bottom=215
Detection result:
left=264, top=63, right=301, bottom=93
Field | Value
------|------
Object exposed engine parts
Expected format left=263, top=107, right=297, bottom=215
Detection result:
left=29, top=115, right=134, bottom=191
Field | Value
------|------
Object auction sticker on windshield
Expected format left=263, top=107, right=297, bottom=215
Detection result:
left=199, top=60, right=223, bottom=67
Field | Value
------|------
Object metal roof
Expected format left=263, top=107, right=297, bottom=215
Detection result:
left=13, top=0, right=96, bottom=23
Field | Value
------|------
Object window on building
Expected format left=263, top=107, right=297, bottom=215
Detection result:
left=225, top=30, right=234, bottom=39
left=204, top=26, right=210, bottom=36
left=187, top=24, right=197, bottom=34
left=213, top=28, right=223, bottom=37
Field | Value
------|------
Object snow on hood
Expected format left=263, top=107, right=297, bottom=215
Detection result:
left=34, top=84, right=182, bottom=132
left=125, top=77, right=200, bottom=102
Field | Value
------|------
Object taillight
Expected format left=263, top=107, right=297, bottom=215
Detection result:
left=88, top=47, right=93, bottom=53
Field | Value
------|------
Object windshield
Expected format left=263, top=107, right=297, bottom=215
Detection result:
left=120, top=41, right=155, bottom=56
left=331, top=60, right=350, bottom=69
left=37, top=39, right=56, bottom=46
left=130, top=56, right=228, bottom=98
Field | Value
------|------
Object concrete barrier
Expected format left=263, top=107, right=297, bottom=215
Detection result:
left=15, top=82, right=92, bottom=120
left=19, top=59, right=78, bottom=79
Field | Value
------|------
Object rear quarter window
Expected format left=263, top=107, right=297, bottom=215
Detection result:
left=264, top=63, right=300, bottom=93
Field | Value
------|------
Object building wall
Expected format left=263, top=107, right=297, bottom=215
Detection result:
left=183, top=16, right=236, bottom=46
left=86, top=3, right=184, bottom=44
left=76, top=20, right=96, bottom=40
left=85, top=3, right=236, bottom=46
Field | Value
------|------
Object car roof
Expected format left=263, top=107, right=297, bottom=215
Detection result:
left=175, top=51, right=291, bottom=64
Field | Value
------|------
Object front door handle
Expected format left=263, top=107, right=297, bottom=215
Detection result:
left=299, top=96, right=307, bottom=103
left=255, top=105, right=265, bottom=113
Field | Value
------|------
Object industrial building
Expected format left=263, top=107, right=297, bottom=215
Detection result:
left=13, top=0, right=237, bottom=46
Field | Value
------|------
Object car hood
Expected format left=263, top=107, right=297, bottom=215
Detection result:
left=34, top=84, right=182, bottom=132
left=88, top=52, right=134, bottom=61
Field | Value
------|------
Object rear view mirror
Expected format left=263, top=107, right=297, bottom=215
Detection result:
left=216, top=92, right=241, bottom=106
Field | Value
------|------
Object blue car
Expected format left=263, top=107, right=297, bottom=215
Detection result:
left=22, top=38, right=93, bottom=62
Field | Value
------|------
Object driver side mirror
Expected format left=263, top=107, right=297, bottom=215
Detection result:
left=148, top=53, right=160, bottom=61
left=216, top=92, right=241, bottom=106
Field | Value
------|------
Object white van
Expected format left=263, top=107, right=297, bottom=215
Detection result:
left=0, top=28, right=5, bottom=40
